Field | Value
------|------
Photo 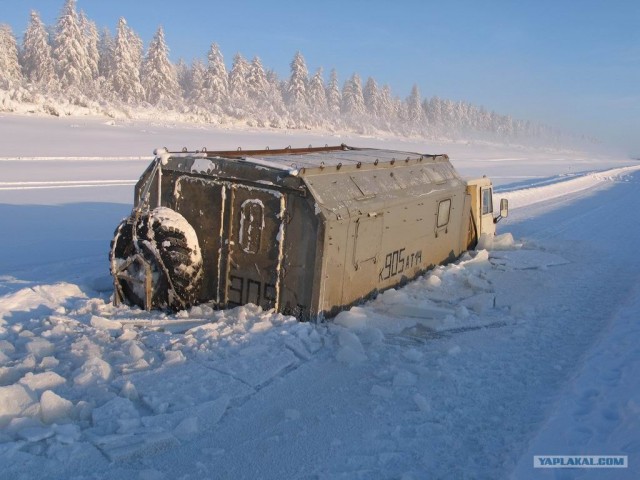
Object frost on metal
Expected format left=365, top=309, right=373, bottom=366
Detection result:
left=238, top=199, right=265, bottom=254
left=110, top=145, right=505, bottom=319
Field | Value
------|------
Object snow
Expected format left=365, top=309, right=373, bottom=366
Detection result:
left=0, top=117, right=639, bottom=479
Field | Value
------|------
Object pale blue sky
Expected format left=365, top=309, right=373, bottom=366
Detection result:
left=1, top=0, right=638, bottom=155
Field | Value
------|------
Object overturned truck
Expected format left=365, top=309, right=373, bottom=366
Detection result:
left=110, top=145, right=507, bottom=320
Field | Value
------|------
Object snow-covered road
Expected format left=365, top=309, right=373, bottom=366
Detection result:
left=0, top=119, right=638, bottom=479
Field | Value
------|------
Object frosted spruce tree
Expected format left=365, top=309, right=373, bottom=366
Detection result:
left=442, top=99, right=457, bottom=132
left=109, top=17, right=144, bottom=104
left=246, top=56, right=270, bottom=124
left=341, top=73, right=366, bottom=126
left=142, top=26, right=180, bottom=107
left=203, top=43, right=228, bottom=111
left=21, top=11, right=56, bottom=89
left=79, top=12, right=99, bottom=85
left=97, top=28, right=114, bottom=79
left=175, top=58, right=190, bottom=93
left=363, top=77, right=380, bottom=119
left=264, top=69, right=287, bottom=128
left=426, top=96, right=443, bottom=136
left=228, top=53, right=250, bottom=115
left=455, top=101, right=472, bottom=133
left=286, top=52, right=309, bottom=114
left=53, top=0, right=92, bottom=91
left=187, top=59, right=206, bottom=104
left=378, top=85, right=395, bottom=129
left=325, top=68, right=341, bottom=121
left=406, top=84, right=424, bottom=133
left=246, top=57, right=268, bottom=100
left=0, top=25, right=22, bottom=89
left=307, top=67, right=328, bottom=122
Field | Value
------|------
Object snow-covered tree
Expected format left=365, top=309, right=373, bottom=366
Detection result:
left=0, top=25, right=22, bottom=88
left=442, top=99, right=457, bottom=131
left=363, top=77, right=380, bottom=118
left=341, top=73, right=365, bottom=119
left=175, top=58, right=190, bottom=96
left=307, top=67, right=327, bottom=117
left=79, top=12, right=99, bottom=82
left=53, top=0, right=92, bottom=90
left=109, top=17, right=144, bottom=104
left=21, top=11, right=56, bottom=88
left=228, top=53, right=250, bottom=110
left=246, top=56, right=268, bottom=104
left=379, top=84, right=395, bottom=122
left=406, top=84, right=424, bottom=127
left=286, top=51, right=309, bottom=109
left=188, top=59, right=206, bottom=104
left=326, top=68, right=341, bottom=116
left=426, top=96, right=443, bottom=133
left=203, top=43, right=228, bottom=108
left=142, top=26, right=180, bottom=107
left=456, top=101, right=471, bottom=132
left=264, top=69, right=287, bottom=127
left=128, top=27, right=143, bottom=74
left=97, top=28, right=114, bottom=79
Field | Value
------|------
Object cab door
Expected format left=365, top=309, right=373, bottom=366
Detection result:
left=479, top=186, right=496, bottom=236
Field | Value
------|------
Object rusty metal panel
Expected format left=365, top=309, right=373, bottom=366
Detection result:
left=174, top=176, right=225, bottom=303
left=225, top=185, right=284, bottom=311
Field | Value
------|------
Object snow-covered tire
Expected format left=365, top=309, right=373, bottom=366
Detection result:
left=110, top=207, right=203, bottom=311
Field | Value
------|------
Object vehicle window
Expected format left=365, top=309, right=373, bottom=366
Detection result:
left=437, top=199, right=451, bottom=228
left=482, top=188, right=493, bottom=215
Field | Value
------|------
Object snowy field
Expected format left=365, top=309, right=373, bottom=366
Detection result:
left=0, top=114, right=639, bottom=479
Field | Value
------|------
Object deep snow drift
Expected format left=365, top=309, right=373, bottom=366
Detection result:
left=0, top=115, right=639, bottom=479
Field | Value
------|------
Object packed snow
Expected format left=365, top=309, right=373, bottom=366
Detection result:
left=0, top=115, right=639, bottom=479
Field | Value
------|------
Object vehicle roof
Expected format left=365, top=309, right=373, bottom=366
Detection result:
left=157, top=145, right=465, bottom=220
left=163, top=145, right=447, bottom=174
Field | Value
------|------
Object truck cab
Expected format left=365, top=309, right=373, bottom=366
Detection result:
left=466, top=177, right=508, bottom=243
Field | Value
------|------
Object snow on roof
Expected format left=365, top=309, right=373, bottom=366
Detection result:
left=170, top=146, right=443, bottom=173
left=234, top=148, right=437, bottom=170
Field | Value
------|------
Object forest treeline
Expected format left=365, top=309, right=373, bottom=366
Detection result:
left=0, top=0, right=592, bottom=146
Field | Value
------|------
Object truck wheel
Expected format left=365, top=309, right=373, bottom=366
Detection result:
left=110, top=207, right=203, bottom=311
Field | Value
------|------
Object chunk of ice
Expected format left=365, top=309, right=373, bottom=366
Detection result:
left=25, top=338, right=55, bottom=359
left=19, top=371, right=66, bottom=392
left=74, top=357, right=112, bottom=385
left=0, top=384, right=37, bottom=427
left=40, top=390, right=74, bottom=424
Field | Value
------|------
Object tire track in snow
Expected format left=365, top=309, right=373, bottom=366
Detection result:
left=497, top=164, right=640, bottom=210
